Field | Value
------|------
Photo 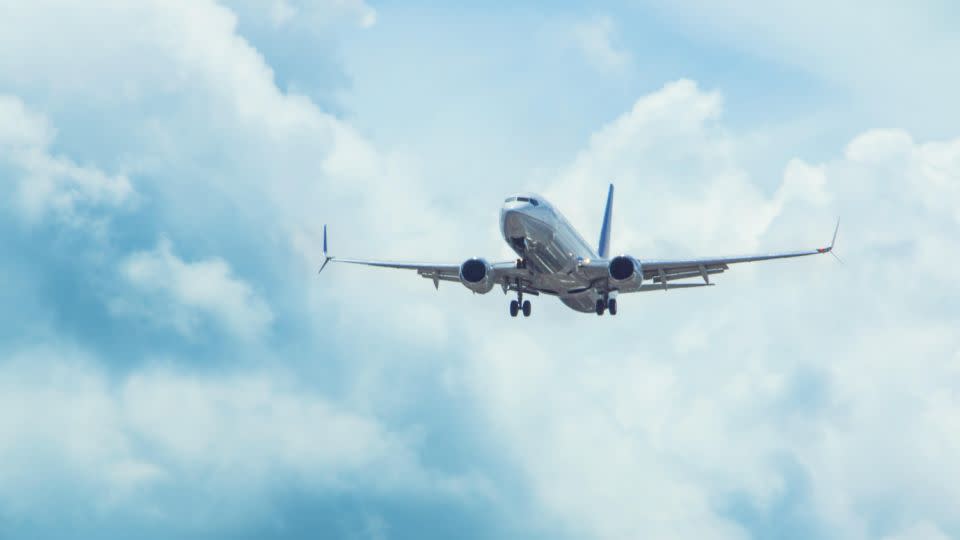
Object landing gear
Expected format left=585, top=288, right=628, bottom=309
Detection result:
left=596, top=294, right=617, bottom=316
left=509, top=281, right=532, bottom=318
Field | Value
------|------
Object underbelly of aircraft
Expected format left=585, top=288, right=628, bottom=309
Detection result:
left=559, top=293, right=598, bottom=313
left=503, top=211, right=604, bottom=311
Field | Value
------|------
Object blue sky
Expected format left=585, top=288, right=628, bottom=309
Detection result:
left=1, top=1, right=959, bottom=539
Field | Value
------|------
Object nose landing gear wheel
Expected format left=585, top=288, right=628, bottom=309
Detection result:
left=607, top=298, right=617, bottom=316
left=595, top=299, right=605, bottom=316
left=522, top=300, right=531, bottom=317
left=510, top=300, right=520, bottom=317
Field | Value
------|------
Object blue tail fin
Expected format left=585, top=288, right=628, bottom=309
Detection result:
left=598, top=184, right=614, bottom=258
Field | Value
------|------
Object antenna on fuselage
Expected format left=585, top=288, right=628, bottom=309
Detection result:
left=597, top=184, right=614, bottom=258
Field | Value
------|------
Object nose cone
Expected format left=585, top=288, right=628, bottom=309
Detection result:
left=500, top=205, right=528, bottom=238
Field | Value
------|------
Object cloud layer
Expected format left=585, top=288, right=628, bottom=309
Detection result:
left=1, top=1, right=958, bottom=539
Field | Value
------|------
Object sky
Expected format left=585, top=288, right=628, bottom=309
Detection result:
left=1, top=1, right=959, bottom=539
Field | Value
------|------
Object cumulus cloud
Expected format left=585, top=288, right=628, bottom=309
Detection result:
left=0, top=347, right=474, bottom=522
left=572, top=15, right=630, bottom=73
left=0, top=0, right=448, bottom=342
left=115, top=238, right=274, bottom=340
left=641, top=0, right=960, bottom=131
left=451, top=80, right=960, bottom=540
left=2, top=0, right=959, bottom=538
left=0, top=94, right=134, bottom=227
left=548, top=79, right=832, bottom=258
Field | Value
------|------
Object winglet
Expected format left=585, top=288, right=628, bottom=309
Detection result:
left=598, top=183, right=614, bottom=258
left=817, top=218, right=841, bottom=261
left=318, top=224, right=334, bottom=274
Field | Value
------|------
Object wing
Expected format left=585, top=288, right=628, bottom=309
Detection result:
left=647, top=220, right=839, bottom=287
left=322, top=257, right=529, bottom=290
left=317, top=226, right=527, bottom=290
left=581, top=220, right=840, bottom=292
left=326, top=257, right=460, bottom=284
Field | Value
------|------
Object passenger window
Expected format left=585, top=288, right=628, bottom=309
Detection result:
left=517, top=197, right=529, bottom=202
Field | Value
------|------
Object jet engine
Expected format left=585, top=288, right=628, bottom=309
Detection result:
left=608, top=255, right=642, bottom=286
left=459, top=258, right=495, bottom=294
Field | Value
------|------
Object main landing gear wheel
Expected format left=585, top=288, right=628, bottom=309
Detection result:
left=595, top=299, right=605, bottom=316
left=509, top=278, right=531, bottom=318
left=607, top=298, right=617, bottom=316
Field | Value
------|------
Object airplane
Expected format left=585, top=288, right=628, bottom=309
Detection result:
left=319, top=184, right=839, bottom=317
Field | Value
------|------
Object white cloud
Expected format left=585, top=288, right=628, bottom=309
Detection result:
left=451, top=80, right=960, bottom=540
left=268, top=0, right=297, bottom=26
left=881, top=521, right=952, bottom=540
left=0, top=94, right=134, bottom=227
left=116, top=238, right=274, bottom=340
left=548, top=79, right=824, bottom=258
left=227, top=0, right=377, bottom=29
left=3, top=0, right=960, bottom=538
left=572, top=15, right=630, bottom=73
left=641, top=0, right=960, bottom=131
left=0, top=0, right=452, bottom=345
left=0, top=0, right=445, bottom=254
left=0, top=347, right=477, bottom=520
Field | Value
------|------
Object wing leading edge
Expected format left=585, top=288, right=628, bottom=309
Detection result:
left=317, top=226, right=526, bottom=290
left=578, top=219, right=839, bottom=291
left=642, top=219, right=840, bottom=285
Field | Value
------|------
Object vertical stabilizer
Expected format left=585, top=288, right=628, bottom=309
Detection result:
left=598, top=184, right=614, bottom=258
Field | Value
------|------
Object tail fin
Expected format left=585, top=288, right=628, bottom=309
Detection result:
left=598, top=184, right=614, bottom=258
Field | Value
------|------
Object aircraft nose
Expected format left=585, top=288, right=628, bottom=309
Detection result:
left=500, top=207, right=527, bottom=238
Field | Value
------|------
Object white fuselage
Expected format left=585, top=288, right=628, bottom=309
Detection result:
left=499, top=194, right=607, bottom=312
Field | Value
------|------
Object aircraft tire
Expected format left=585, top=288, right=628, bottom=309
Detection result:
left=522, top=300, right=531, bottom=317
left=510, top=300, right=520, bottom=317
left=595, top=299, right=605, bottom=316
left=608, top=298, right=617, bottom=316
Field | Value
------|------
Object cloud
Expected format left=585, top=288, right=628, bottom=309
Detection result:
left=451, top=80, right=960, bottom=540
left=0, top=347, right=476, bottom=524
left=268, top=0, right=297, bottom=26
left=115, top=238, right=274, bottom=340
left=572, top=15, right=630, bottom=73
left=548, top=79, right=831, bottom=258
left=0, top=94, right=134, bottom=228
left=881, top=522, right=952, bottom=540
left=0, top=0, right=450, bottom=343
left=640, top=0, right=960, bottom=131
left=229, top=0, right=377, bottom=29
left=2, top=1, right=960, bottom=539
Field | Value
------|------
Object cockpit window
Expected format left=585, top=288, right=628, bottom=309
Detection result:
left=505, top=196, right=539, bottom=205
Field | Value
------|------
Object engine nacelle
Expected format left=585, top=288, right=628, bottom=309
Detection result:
left=459, top=258, right=495, bottom=294
left=608, top=255, right=643, bottom=286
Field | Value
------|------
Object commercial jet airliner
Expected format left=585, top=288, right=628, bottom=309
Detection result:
left=319, top=185, right=838, bottom=317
